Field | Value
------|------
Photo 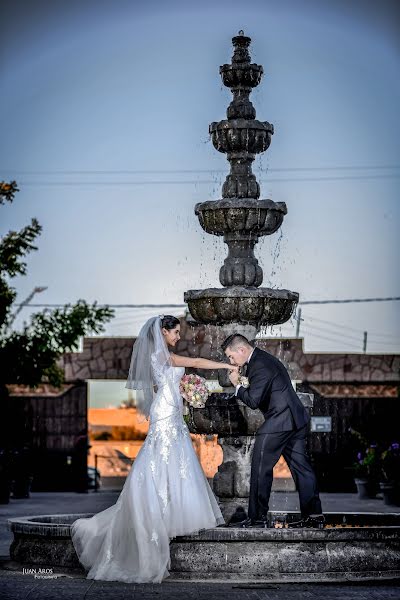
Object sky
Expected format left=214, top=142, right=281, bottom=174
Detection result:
left=1, top=0, right=399, bottom=355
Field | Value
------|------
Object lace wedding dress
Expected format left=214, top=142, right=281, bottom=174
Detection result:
left=71, top=355, right=224, bottom=584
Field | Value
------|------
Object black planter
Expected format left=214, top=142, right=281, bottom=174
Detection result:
left=0, top=481, right=10, bottom=504
left=380, top=482, right=400, bottom=506
left=354, top=478, right=379, bottom=499
left=11, top=475, right=33, bottom=499
left=0, top=459, right=11, bottom=504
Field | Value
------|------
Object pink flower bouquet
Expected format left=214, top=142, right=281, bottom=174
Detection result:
left=179, top=374, right=208, bottom=408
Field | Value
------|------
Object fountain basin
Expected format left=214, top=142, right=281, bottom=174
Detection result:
left=195, top=198, right=286, bottom=236
left=210, top=119, right=274, bottom=155
left=8, top=513, right=400, bottom=582
left=220, top=63, right=263, bottom=88
left=187, top=393, right=263, bottom=436
left=184, top=286, right=298, bottom=326
left=187, top=392, right=313, bottom=436
left=8, top=514, right=84, bottom=569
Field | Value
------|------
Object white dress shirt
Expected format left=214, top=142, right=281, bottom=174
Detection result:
left=235, top=347, right=255, bottom=396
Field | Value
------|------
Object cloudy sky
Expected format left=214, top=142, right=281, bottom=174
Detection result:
left=1, top=0, right=399, bottom=354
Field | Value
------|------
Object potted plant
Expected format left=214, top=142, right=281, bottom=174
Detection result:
left=350, top=429, right=381, bottom=499
left=380, top=442, right=400, bottom=506
left=353, top=444, right=381, bottom=499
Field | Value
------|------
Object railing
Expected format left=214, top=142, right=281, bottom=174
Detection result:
left=93, top=454, right=135, bottom=492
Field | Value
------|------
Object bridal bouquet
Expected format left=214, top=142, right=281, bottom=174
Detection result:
left=179, top=374, right=208, bottom=408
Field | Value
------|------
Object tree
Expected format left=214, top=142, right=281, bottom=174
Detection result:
left=0, top=181, right=114, bottom=391
left=0, top=181, right=115, bottom=500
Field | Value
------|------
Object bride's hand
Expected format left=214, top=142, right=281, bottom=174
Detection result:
left=225, top=364, right=239, bottom=372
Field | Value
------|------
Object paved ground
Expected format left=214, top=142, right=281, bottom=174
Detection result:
left=0, top=569, right=399, bottom=600
left=1, top=490, right=399, bottom=599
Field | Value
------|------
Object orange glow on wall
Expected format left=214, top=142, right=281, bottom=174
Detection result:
left=88, top=408, right=291, bottom=480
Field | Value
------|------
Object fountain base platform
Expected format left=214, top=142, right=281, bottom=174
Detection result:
left=8, top=512, right=400, bottom=583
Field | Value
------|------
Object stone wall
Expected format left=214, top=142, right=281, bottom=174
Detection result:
left=62, top=337, right=134, bottom=382
left=60, top=316, right=399, bottom=383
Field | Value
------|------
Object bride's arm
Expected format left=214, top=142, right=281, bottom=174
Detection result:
left=170, top=352, right=237, bottom=371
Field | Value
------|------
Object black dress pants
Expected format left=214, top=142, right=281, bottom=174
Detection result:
left=248, top=424, right=322, bottom=520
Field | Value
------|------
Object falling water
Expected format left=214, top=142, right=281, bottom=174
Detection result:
left=183, top=32, right=300, bottom=521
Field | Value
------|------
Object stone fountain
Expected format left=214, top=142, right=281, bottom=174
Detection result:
left=184, top=31, right=305, bottom=521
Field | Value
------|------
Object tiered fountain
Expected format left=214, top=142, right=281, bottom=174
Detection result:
left=185, top=30, right=298, bottom=340
left=184, top=30, right=304, bottom=521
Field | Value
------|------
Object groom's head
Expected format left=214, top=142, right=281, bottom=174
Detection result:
left=221, top=334, right=253, bottom=367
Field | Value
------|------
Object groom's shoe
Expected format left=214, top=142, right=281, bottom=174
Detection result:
left=228, top=516, right=269, bottom=528
left=228, top=517, right=253, bottom=528
left=287, top=514, right=326, bottom=529
left=250, top=517, right=269, bottom=529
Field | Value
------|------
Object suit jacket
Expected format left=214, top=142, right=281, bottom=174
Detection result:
left=236, top=347, right=310, bottom=434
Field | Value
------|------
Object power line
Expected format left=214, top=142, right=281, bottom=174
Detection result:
left=14, top=173, right=400, bottom=187
left=299, top=327, right=361, bottom=349
left=299, top=296, right=400, bottom=305
left=13, top=297, right=400, bottom=308
left=255, top=313, right=399, bottom=349
left=15, top=296, right=400, bottom=310
left=366, top=325, right=400, bottom=339
left=298, top=322, right=365, bottom=344
left=305, top=315, right=370, bottom=333
left=304, top=314, right=400, bottom=340
left=264, top=174, right=400, bottom=183
left=369, top=332, right=400, bottom=341
left=3, top=164, right=399, bottom=175
left=263, top=319, right=399, bottom=345
left=11, top=301, right=398, bottom=349
left=14, top=303, right=187, bottom=308
left=370, top=339, right=400, bottom=347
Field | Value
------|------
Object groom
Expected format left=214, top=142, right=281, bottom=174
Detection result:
left=222, top=333, right=324, bottom=528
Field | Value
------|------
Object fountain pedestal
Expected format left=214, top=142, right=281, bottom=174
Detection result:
left=213, top=436, right=254, bottom=522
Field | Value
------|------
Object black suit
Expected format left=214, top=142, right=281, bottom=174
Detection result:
left=237, top=347, right=322, bottom=519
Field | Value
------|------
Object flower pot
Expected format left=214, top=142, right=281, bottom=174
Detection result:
left=379, top=482, right=400, bottom=506
left=354, top=478, right=378, bottom=499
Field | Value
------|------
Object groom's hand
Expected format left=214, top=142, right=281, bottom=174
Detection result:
left=229, top=370, right=240, bottom=386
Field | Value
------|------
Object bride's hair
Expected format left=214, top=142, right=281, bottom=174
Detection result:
left=161, top=315, right=180, bottom=330
left=126, top=315, right=180, bottom=420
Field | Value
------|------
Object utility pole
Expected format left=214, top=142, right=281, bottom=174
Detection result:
left=363, top=331, right=368, bottom=353
left=295, top=308, right=302, bottom=337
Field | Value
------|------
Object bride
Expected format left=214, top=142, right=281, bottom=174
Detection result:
left=71, top=315, right=236, bottom=584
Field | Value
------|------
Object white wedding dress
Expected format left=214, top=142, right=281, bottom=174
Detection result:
left=71, top=357, right=224, bottom=583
